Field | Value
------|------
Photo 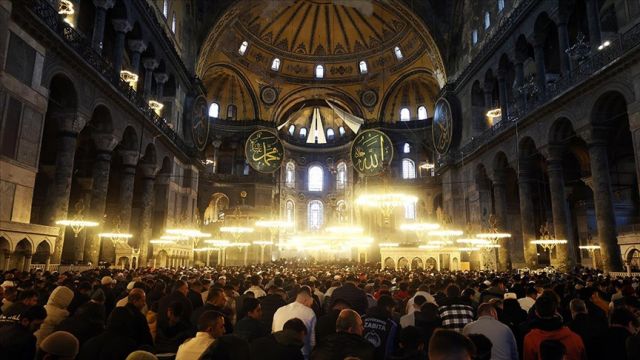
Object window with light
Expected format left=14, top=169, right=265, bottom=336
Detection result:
left=238, top=41, right=248, bottom=55
left=394, top=46, right=403, bottom=60
left=339, top=126, right=345, bottom=136
left=300, top=128, right=307, bottom=138
left=402, top=158, right=416, bottom=179
left=403, top=143, right=411, bottom=154
left=288, top=124, right=296, bottom=135
left=400, top=108, right=410, bottom=121
left=209, top=103, right=219, bottom=118
left=271, top=58, right=281, bottom=71
left=472, top=30, right=478, bottom=45
left=308, top=200, right=323, bottom=230
left=404, top=202, right=416, bottom=219
left=315, top=65, right=324, bottom=78
left=171, top=13, right=176, bottom=33
left=163, top=0, right=168, bottom=17
left=308, top=165, right=323, bottom=191
left=336, top=162, right=347, bottom=190
left=285, top=161, right=295, bottom=188
left=484, top=12, right=491, bottom=29
left=418, top=106, right=428, bottom=120
left=359, top=61, right=368, bottom=74
left=327, top=128, right=335, bottom=140
left=286, top=200, right=295, bottom=224
left=498, top=0, right=505, bottom=12
left=227, top=105, right=236, bottom=120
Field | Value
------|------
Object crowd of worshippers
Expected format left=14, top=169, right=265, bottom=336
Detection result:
left=0, top=262, right=639, bottom=360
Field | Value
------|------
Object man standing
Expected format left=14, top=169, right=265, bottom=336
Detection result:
left=311, top=309, right=374, bottom=360
left=463, top=303, right=518, bottom=360
left=567, top=298, right=606, bottom=360
left=192, top=287, right=233, bottom=335
left=363, top=295, right=398, bottom=360
left=0, top=305, right=47, bottom=360
left=272, top=289, right=317, bottom=359
left=158, top=281, right=193, bottom=327
left=400, top=295, right=427, bottom=328
left=245, top=275, right=267, bottom=298
left=331, top=275, right=368, bottom=315
left=176, top=311, right=225, bottom=360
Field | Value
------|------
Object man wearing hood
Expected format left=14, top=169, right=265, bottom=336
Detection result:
left=363, top=295, right=398, bottom=360
left=522, top=292, right=585, bottom=360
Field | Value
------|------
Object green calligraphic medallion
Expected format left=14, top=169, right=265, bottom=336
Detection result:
left=350, top=129, right=393, bottom=176
left=245, top=130, right=284, bottom=173
left=432, top=98, right=453, bottom=155
left=191, top=95, right=210, bottom=151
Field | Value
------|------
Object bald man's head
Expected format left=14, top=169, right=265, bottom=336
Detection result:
left=128, top=288, right=146, bottom=310
left=296, top=290, right=314, bottom=308
left=336, top=309, right=364, bottom=336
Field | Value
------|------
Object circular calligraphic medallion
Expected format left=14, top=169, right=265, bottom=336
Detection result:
left=191, top=95, right=210, bottom=151
left=432, top=98, right=453, bottom=155
left=350, top=129, right=393, bottom=176
left=244, top=130, right=284, bottom=173
left=360, top=89, right=378, bottom=107
left=260, top=86, right=278, bottom=105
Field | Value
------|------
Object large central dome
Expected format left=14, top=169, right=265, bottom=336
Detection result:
left=236, top=0, right=406, bottom=59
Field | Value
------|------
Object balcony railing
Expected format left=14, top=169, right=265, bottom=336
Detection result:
left=440, top=22, right=640, bottom=166
left=23, top=0, right=196, bottom=157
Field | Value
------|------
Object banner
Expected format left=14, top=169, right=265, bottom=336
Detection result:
left=245, top=130, right=284, bottom=173
left=350, top=129, right=393, bottom=176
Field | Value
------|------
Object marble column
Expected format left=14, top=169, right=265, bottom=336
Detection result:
left=211, top=139, right=222, bottom=174
left=72, top=177, right=94, bottom=262
left=518, top=163, right=539, bottom=268
left=86, top=133, right=118, bottom=264
left=587, top=133, right=622, bottom=271
left=90, top=0, right=115, bottom=52
left=154, top=73, right=169, bottom=98
left=557, top=18, right=572, bottom=75
left=533, top=36, right=547, bottom=93
left=127, top=40, right=146, bottom=74
left=111, top=19, right=132, bottom=81
left=547, top=146, right=576, bottom=269
left=142, top=58, right=158, bottom=99
left=493, top=170, right=511, bottom=270
left=585, top=0, right=602, bottom=48
left=47, top=111, right=86, bottom=264
left=497, top=69, right=509, bottom=120
left=137, top=164, right=156, bottom=267
left=118, top=150, right=139, bottom=231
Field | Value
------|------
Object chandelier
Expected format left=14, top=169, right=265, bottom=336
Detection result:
left=55, top=200, right=98, bottom=237
left=356, top=193, right=417, bottom=221
left=531, top=223, right=566, bottom=252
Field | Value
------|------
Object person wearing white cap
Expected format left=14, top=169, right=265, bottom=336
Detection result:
left=37, top=330, right=80, bottom=360
left=34, top=286, right=75, bottom=346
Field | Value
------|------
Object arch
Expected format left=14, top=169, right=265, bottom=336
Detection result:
left=400, top=108, right=410, bottom=121
left=315, top=65, right=324, bottom=78
left=201, top=63, right=260, bottom=120
left=32, top=240, right=51, bottom=264
left=627, top=248, right=640, bottom=270
left=384, top=257, right=396, bottom=269
left=91, top=105, right=114, bottom=133
left=534, top=12, right=561, bottom=76
left=238, top=40, right=248, bottom=55
left=402, top=158, right=416, bottom=179
left=156, top=249, right=168, bottom=268
left=417, top=106, right=428, bottom=120
left=425, top=257, right=437, bottom=270
left=378, top=69, right=440, bottom=122
left=398, top=257, right=409, bottom=269
left=548, top=117, right=577, bottom=144
left=141, top=143, right=157, bottom=165
left=411, top=257, right=424, bottom=269
left=285, top=161, right=296, bottom=188
left=111, top=0, right=129, bottom=20
left=271, top=58, right=281, bottom=71
left=209, top=103, right=220, bottom=118
left=590, top=90, right=629, bottom=125
left=307, top=200, right=323, bottom=230
left=120, top=126, right=138, bottom=150
left=403, top=143, right=411, bottom=154
left=308, top=165, right=323, bottom=191
left=326, top=128, right=335, bottom=140
left=493, top=151, right=510, bottom=172
left=518, top=136, right=539, bottom=159
left=48, top=74, right=78, bottom=111
left=203, top=193, right=229, bottom=224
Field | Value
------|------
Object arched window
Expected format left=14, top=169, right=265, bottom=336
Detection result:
left=403, top=143, right=411, bottom=154
left=308, top=165, right=323, bottom=191
left=286, top=200, right=295, bottom=224
left=271, top=58, right=281, bottom=71
left=285, top=161, right=295, bottom=188
left=326, top=128, right=335, bottom=140
left=288, top=124, right=296, bottom=135
left=171, top=13, right=176, bottom=33
left=359, top=61, right=368, bottom=74
left=243, top=162, right=250, bottom=175
left=418, top=106, right=428, bottom=120
left=163, top=0, right=168, bottom=17
left=484, top=12, right=491, bottom=29
left=402, top=158, right=416, bottom=179
left=400, top=108, right=410, bottom=121
left=404, top=202, right=416, bottom=219
left=227, top=105, right=237, bottom=120
left=394, top=46, right=403, bottom=60
left=308, top=200, right=323, bottom=230
left=472, top=30, right=478, bottom=45
left=299, top=127, right=307, bottom=138
left=208, top=103, right=219, bottom=118
left=315, top=65, right=324, bottom=78
left=336, top=162, right=347, bottom=190
left=238, top=41, right=248, bottom=55
left=339, top=126, right=345, bottom=136
left=498, top=0, right=505, bottom=12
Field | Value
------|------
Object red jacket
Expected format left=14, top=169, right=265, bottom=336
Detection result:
left=523, top=326, right=586, bottom=360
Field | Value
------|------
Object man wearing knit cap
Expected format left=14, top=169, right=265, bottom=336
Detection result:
left=38, top=330, right=80, bottom=360
left=126, top=350, right=158, bottom=360
left=35, top=286, right=74, bottom=346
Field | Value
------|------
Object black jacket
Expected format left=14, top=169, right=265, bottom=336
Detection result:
left=259, top=294, right=286, bottom=330
left=602, top=326, right=632, bottom=360
left=55, top=302, right=105, bottom=346
left=568, top=313, right=606, bottom=360
left=123, top=303, right=154, bottom=346
left=315, top=309, right=340, bottom=343
left=158, top=291, right=193, bottom=326
left=187, top=289, right=204, bottom=309
left=363, top=306, right=398, bottom=360
left=331, top=283, right=368, bottom=315
left=251, top=330, right=305, bottom=360
left=311, top=331, right=375, bottom=360
left=0, top=323, right=37, bottom=360
left=234, top=316, right=269, bottom=343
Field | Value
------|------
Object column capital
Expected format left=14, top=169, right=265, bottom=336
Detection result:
left=49, top=111, right=86, bottom=134
left=119, top=150, right=139, bottom=166
left=92, top=132, right=118, bottom=152
left=143, top=58, right=159, bottom=71
left=127, top=39, right=147, bottom=53
left=139, top=163, right=157, bottom=179
left=579, top=125, right=610, bottom=146
left=93, top=0, right=115, bottom=10
left=543, top=144, right=565, bottom=162
left=112, top=19, right=133, bottom=34
left=154, top=72, right=169, bottom=84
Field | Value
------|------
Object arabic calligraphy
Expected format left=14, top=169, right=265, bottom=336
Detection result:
left=432, top=99, right=453, bottom=154
left=245, top=130, right=284, bottom=173
left=351, top=130, right=393, bottom=176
